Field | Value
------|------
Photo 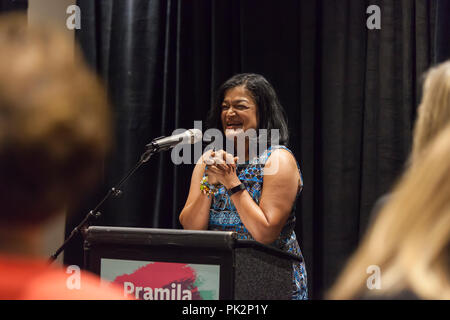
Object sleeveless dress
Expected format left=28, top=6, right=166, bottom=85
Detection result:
left=206, top=145, right=308, bottom=300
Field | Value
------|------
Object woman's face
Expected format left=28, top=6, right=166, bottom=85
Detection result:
left=220, top=86, right=259, bottom=139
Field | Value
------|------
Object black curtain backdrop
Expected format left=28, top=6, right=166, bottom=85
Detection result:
left=64, top=0, right=449, bottom=299
left=435, top=0, right=450, bottom=63
left=0, top=0, right=27, bottom=13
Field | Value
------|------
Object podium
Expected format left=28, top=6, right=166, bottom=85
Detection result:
left=83, top=226, right=302, bottom=300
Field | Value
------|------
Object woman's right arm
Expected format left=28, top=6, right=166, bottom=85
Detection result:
left=178, top=154, right=213, bottom=230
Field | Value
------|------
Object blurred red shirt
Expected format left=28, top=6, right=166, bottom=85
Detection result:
left=0, top=254, right=131, bottom=300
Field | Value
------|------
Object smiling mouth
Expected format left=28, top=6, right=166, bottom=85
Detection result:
left=226, top=122, right=243, bottom=129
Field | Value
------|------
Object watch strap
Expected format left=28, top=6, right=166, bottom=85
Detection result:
left=227, top=183, right=246, bottom=196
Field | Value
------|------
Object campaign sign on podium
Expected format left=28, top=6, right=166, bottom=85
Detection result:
left=100, top=258, right=220, bottom=300
left=83, top=226, right=301, bottom=300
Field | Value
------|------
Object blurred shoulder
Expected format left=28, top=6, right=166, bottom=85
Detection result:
left=22, top=266, right=130, bottom=300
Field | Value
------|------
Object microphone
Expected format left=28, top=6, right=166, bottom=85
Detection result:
left=146, top=129, right=202, bottom=152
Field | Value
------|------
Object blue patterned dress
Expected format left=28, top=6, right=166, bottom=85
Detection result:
left=206, top=145, right=308, bottom=300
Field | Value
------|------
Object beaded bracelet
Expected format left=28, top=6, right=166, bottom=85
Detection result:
left=200, top=176, right=219, bottom=197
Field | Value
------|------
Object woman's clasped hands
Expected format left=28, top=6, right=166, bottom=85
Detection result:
left=202, top=150, right=240, bottom=189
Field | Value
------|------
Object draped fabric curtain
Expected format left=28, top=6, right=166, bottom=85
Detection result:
left=0, top=0, right=27, bottom=13
left=66, top=0, right=447, bottom=299
left=435, top=0, right=450, bottom=63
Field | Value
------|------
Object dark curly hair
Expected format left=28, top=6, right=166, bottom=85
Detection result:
left=206, top=73, right=289, bottom=147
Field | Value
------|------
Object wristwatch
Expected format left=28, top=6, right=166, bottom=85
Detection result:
left=227, top=183, right=246, bottom=196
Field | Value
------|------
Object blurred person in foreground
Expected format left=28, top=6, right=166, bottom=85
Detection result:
left=328, top=124, right=450, bottom=299
left=411, top=60, right=450, bottom=163
left=0, top=14, right=126, bottom=299
left=370, top=61, right=450, bottom=216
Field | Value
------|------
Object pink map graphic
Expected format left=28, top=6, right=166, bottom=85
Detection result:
left=113, top=262, right=201, bottom=300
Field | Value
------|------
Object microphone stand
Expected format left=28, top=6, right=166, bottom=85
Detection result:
left=48, top=144, right=159, bottom=264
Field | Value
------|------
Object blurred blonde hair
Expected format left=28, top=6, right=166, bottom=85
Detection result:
left=411, top=60, right=450, bottom=162
left=328, top=124, right=450, bottom=299
left=0, top=14, right=112, bottom=226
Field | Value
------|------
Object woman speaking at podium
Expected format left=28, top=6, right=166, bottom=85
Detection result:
left=179, top=73, right=308, bottom=300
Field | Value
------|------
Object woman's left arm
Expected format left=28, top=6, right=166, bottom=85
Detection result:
left=210, top=149, right=302, bottom=244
